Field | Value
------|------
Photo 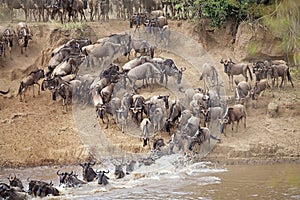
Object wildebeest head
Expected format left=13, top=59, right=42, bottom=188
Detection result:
left=56, top=170, right=69, bottom=186
left=158, top=94, right=170, bottom=109
left=152, top=138, right=165, bottom=150
left=114, top=165, right=125, bottom=179
left=79, top=161, right=97, bottom=182
left=96, top=170, right=110, bottom=185
left=7, top=174, right=23, bottom=190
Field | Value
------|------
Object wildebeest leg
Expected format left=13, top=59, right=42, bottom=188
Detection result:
left=236, top=120, right=239, bottom=133
left=32, top=84, right=35, bottom=97
left=36, top=83, right=41, bottom=95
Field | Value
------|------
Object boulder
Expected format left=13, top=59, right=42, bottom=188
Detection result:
left=267, top=102, right=279, bottom=117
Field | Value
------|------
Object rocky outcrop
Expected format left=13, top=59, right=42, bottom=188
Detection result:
left=234, top=22, right=284, bottom=61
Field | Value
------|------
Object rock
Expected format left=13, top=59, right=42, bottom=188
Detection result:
left=267, top=102, right=279, bottom=117
left=234, top=22, right=284, bottom=61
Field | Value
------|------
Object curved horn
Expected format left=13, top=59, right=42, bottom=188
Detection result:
left=57, top=170, right=63, bottom=176
left=96, top=169, right=101, bottom=173
left=90, top=161, right=96, bottom=166
left=104, top=170, right=110, bottom=174
left=69, top=171, right=73, bottom=175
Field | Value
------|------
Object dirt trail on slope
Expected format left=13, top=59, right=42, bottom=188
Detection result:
left=0, top=20, right=299, bottom=168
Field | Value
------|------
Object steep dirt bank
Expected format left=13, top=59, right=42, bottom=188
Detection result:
left=0, top=20, right=299, bottom=168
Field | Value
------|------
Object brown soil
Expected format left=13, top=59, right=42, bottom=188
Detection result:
left=0, top=20, right=299, bottom=168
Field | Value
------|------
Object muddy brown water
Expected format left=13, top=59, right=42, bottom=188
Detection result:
left=0, top=157, right=299, bottom=199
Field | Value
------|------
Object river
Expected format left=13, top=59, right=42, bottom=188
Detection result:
left=0, top=154, right=299, bottom=199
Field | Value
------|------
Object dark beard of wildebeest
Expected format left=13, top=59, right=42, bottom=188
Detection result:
left=220, top=58, right=253, bottom=90
left=165, top=101, right=183, bottom=134
left=18, top=69, right=45, bottom=102
left=96, top=170, right=110, bottom=185
left=79, top=161, right=97, bottom=182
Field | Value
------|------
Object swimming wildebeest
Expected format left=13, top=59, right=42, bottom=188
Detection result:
left=96, top=170, right=109, bottom=185
left=79, top=161, right=97, bottom=182
left=18, top=69, right=45, bottom=102
left=220, top=58, right=253, bottom=90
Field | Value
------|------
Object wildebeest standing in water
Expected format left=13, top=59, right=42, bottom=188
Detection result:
left=18, top=69, right=45, bottom=102
left=79, top=161, right=97, bottom=182
left=16, top=22, right=32, bottom=57
left=96, top=170, right=110, bottom=185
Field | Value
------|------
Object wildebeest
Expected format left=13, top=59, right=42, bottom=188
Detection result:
left=199, top=63, right=219, bottom=91
left=0, top=26, right=14, bottom=58
left=264, top=60, right=294, bottom=89
left=7, top=174, right=24, bottom=190
left=51, top=56, right=84, bottom=77
left=28, top=180, right=59, bottom=197
left=86, top=41, right=127, bottom=68
left=18, top=69, right=45, bottom=102
left=220, top=58, right=253, bottom=90
left=250, top=79, right=274, bottom=108
left=96, top=170, right=109, bottom=185
left=126, top=62, right=162, bottom=92
left=152, top=138, right=165, bottom=151
left=130, top=39, right=151, bottom=57
left=182, top=115, right=201, bottom=137
left=159, top=58, right=186, bottom=86
left=140, top=117, right=152, bottom=147
left=252, top=61, right=267, bottom=81
left=79, top=161, right=97, bottom=182
left=0, top=183, right=28, bottom=199
left=52, top=82, right=74, bottom=111
left=114, top=165, right=125, bottom=179
left=57, top=170, right=86, bottom=187
left=36, top=182, right=59, bottom=197
left=234, top=80, right=252, bottom=104
left=165, top=100, right=184, bottom=134
left=220, top=104, right=247, bottom=135
left=201, top=106, right=224, bottom=129
left=157, top=25, right=171, bottom=48
left=187, top=127, right=220, bottom=151
left=16, top=22, right=32, bottom=56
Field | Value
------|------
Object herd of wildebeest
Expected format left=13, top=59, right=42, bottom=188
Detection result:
left=0, top=3, right=297, bottom=198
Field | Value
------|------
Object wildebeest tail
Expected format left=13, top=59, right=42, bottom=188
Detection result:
left=287, top=69, right=294, bottom=87
left=52, top=91, right=57, bottom=101
left=18, top=82, right=24, bottom=95
left=247, top=65, right=253, bottom=81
